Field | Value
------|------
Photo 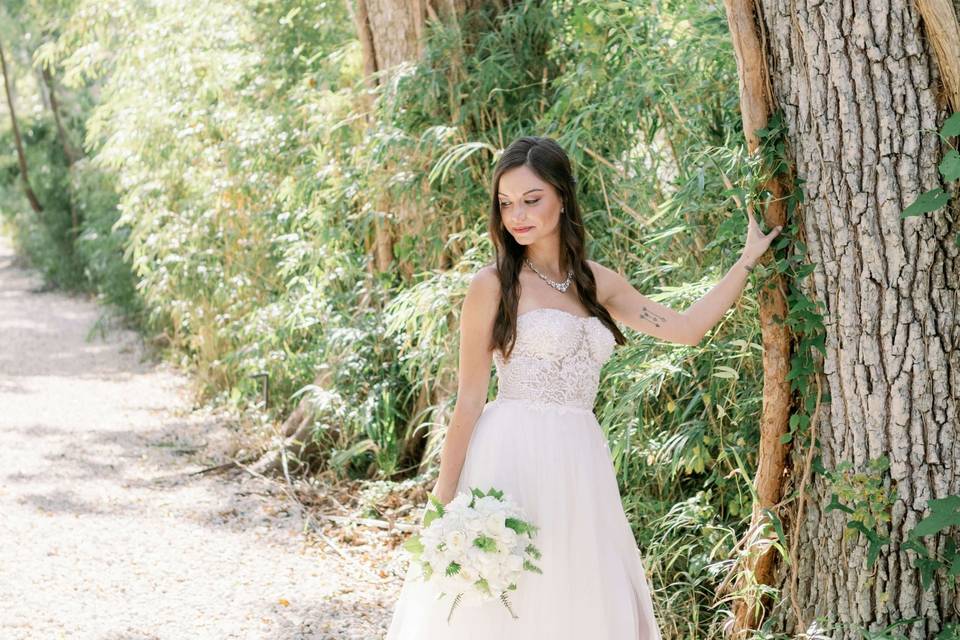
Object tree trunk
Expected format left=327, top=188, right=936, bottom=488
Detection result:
left=38, top=64, right=81, bottom=239
left=757, top=1, right=960, bottom=637
left=259, top=0, right=493, bottom=478
left=721, top=0, right=794, bottom=634
left=0, top=40, right=43, bottom=215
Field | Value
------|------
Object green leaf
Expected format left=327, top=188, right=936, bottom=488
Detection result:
left=522, top=558, right=543, bottom=574
left=763, top=507, right=787, bottom=549
left=403, top=534, right=424, bottom=554
left=909, top=495, right=960, bottom=539
left=916, top=554, right=942, bottom=590
left=941, top=112, right=960, bottom=137
left=846, top=521, right=889, bottom=568
left=901, top=188, right=950, bottom=217
left=712, top=366, right=740, bottom=380
left=473, top=534, right=498, bottom=552
left=811, top=456, right=828, bottom=476
left=427, top=492, right=446, bottom=516
left=939, top=150, right=960, bottom=181
left=826, top=493, right=854, bottom=514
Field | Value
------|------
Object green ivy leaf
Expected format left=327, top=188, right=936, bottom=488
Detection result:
left=941, top=112, right=960, bottom=138
left=939, top=150, right=960, bottom=181
left=846, top=521, right=889, bottom=568
left=909, top=495, right=960, bottom=539
left=826, top=493, right=855, bottom=514
left=901, top=188, right=951, bottom=217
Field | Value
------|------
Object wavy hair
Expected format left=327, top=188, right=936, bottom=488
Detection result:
left=487, top=136, right=627, bottom=359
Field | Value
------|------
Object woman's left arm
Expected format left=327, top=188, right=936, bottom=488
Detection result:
left=676, top=207, right=783, bottom=344
left=595, top=208, right=782, bottom=346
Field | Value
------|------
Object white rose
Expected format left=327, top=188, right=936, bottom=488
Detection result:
left=449, top=493, right=472, bottom=509
left=444, top=529, right=467, bottom=552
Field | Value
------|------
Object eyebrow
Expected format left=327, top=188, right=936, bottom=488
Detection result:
left=497, top=189, right=543, bottom=197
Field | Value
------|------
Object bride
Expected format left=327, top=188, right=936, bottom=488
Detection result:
left=385, top=135, right=781, bottom=639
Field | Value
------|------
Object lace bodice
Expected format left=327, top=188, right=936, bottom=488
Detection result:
left=492, top=307, right=616, bottom=413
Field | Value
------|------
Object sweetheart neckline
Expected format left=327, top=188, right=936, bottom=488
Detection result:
left=517, top=306, right=598, bottom=322
left=495, top=307, right=615, bottom=361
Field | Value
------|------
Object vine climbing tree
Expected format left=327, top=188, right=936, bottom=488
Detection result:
left=722, top=0, right=960, bottom=638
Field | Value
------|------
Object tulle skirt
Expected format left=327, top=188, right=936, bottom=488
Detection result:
left=385, top=397, right=663, bottom=640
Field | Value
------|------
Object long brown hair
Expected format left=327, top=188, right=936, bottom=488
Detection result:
left=488, top=136, right=627, bottom=359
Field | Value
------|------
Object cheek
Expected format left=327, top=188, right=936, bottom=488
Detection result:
left=540, top=205, right=561, bottom=226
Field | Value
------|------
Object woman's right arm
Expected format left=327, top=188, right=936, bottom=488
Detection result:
left=430, top=265, right=500, bottom=504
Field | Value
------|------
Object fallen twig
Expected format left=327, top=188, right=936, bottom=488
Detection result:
left=317, top=513, right=420, bottom=533
left=227, top=455, right=396, bottom=584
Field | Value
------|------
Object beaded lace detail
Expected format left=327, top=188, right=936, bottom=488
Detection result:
left=492, top=307, right=616, bottom=413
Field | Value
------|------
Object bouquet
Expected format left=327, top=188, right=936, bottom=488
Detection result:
left=402, top=486, right=543, bottom=623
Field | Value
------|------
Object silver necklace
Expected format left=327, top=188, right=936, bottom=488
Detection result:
left=524, top=258, right=574, bottom=293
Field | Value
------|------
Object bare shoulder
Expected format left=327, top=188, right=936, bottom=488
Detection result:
left=585, top=259, right=621, bottom=304
left=470, top=263, right=500, bottom=294
left=463, top=263, right=501, bottom=312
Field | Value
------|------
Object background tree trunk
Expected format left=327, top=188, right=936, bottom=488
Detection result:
left=0, top=40, right=43, bottom=215
left=259, top=0, right=495, bottom=478
left=348, top=0, right=487, bottom=274
left=758, top=1, right=960, bottom=637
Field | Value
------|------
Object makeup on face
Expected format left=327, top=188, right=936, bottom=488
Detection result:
left=498, top=188, right=544, bottom=234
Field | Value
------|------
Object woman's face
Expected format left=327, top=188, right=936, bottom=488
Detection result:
left=497, top=165, right=563, bottom=246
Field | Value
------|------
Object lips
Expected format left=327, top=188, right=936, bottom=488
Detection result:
left=513, top=226, right=534, bottom=233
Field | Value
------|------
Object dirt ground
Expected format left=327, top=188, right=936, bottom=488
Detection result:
left=0, top=232, right=422, bottom=639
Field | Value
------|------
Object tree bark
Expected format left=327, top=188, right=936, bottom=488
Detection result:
left=720, top=1, right=793, bottom=635
left=756, top=1, right=960, bottom=638
left=38, top=65, right=81, bottom=239
left=260, top=0, right=494, bottom=478
left=0, top=39, right=43, bottom=215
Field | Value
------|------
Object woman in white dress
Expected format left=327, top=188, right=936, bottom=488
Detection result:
left=385, top=136, right=782, bottom=639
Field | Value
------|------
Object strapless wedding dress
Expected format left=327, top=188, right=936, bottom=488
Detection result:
left=385, top=306, right=663, bottom=639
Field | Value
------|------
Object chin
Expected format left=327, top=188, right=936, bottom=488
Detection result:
left=511, top=232, right=537, bottom=244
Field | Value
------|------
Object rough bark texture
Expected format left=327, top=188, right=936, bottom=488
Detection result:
left=758, top=1, right=960, bottom=637
left=721, top=1, right=794, bottom=635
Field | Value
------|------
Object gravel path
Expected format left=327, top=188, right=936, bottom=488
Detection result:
left=0, top=233, right=404, bottom=639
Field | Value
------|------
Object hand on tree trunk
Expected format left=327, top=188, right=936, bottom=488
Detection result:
left=740, top=204, right=783, bottom=267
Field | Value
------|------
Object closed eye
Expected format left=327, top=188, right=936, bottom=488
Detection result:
left=499, top=200, right=540, bottom=207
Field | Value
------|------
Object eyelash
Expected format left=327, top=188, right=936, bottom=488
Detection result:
left=500, top=199, right=539, bottom=207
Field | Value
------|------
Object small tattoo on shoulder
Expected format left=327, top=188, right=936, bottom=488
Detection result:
left=640, top=306, right=665, bottom=327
